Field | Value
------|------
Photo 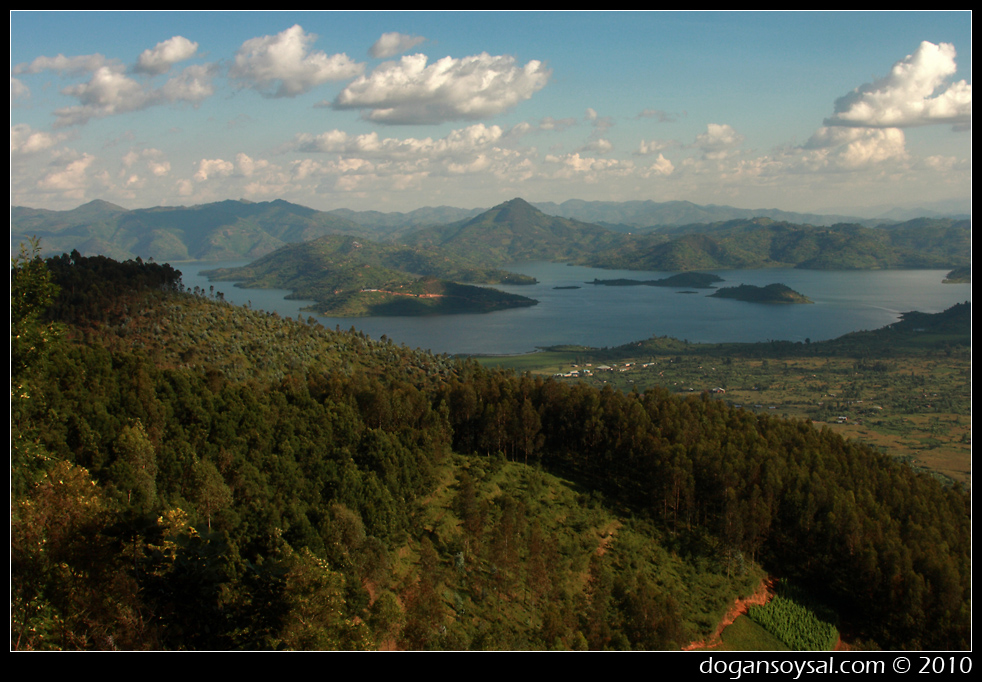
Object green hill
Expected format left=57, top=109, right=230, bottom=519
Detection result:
left=201, top=234, right=537, bottom=316
left=9, top=248, right=972, bottom=650
left=10, top=198, right=370, bottom=262
left=400, top=197, right=622, bottom=264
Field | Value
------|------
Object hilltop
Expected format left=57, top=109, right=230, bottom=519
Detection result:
left=399, top=197, right=622, bottom=264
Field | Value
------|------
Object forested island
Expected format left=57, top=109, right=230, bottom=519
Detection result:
left=588, top=272, right=724, bottom=288
left=708, top=283, right=813, bottom=304
left=10, top=245, right=971, bottom=651
left=201, top=234, right=537, bottom=317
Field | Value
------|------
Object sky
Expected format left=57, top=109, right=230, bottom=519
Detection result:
left=10, top=11, right=972, bottom=216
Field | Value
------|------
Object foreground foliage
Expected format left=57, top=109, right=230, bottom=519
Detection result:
left=10, top=250, right=971, bottom=650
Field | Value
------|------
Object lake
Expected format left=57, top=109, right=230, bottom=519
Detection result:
left=178, top=261, right=971, bottom=356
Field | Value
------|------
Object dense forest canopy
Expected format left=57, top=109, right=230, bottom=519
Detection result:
left=10, top=245, right=971, bottom=650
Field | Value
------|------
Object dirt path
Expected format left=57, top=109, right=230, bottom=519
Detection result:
left=682, top=577, right=776, bottom=651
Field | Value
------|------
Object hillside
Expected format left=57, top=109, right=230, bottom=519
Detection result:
left=584, top=217, right=971, bottom=271
left=10, top=247, right=972, bottom=650
left=13, top=198, right=969, bottom=276
left=399, top=197, right=623, bottom=264
left=10, top=198, right=369, bottom=262
left=200, top=234, right=537, bottom=316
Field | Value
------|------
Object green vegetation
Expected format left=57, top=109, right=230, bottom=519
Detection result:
left=202, top=234, right=537, bottom=316
left=478, top=303, right=971, bottom=489
left=747, top=584, right=838, bottom=651
left=583, top=217, right=970, bottom=272
left=589, top=272, right=724, bottom=288
left=943, top=266, right=970, bottom=283
left=10, top=247, right=971, bottom=650
left=708, top=283, right=813, bottom=304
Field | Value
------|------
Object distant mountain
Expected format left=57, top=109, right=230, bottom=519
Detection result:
left=399, top=197, right=622, bottom=264
left=584, top=217, right=971, bottom=271
left=327, top=205, right=487, bottom=237
left=530, top=199, right=894, bottom=230
left=13, top=196, right=971, bottom=271
left=11, top=198, right=369, bottom=261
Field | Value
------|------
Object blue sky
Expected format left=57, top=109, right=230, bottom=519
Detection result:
left=10, top=11, right=972, bottom=215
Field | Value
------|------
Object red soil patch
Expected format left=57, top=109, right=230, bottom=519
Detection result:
left=683, top=577, right=776, bottom=651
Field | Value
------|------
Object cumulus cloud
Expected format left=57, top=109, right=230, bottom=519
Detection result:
left=229, top=24, right=364, bottom=97
left=158, top=63, right=217, bottom=103
left=333, top=52, right=551, bottom=125
left=135, top=36, right=199, bottom=75
left=11, top=77, right=29, bottom=100
left=194, top=158, right=235, bottom=181
left=646, top=153, right=674, bottom=176
left=825, top=41, right=971, bottom=130
left=52, top=63, right=215, bottom=127
left=37, top=153, right=97, bottom=196
left=12, top=53, right=113, bottom=76
left=10, top=124, right=70, bottom=155
left=370, top=32, right=426, bottom=59
left=793, top=126, right=909, bottom=172
left=695, top=123, right=744, bottom=158
left=122, top=147, right=171, bottom=177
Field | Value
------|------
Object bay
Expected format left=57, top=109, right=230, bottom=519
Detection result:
left=177, top=260, right=971, bottom=356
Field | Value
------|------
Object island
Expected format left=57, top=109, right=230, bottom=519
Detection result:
left=588, top=272, right=724, bottom=288
left=708, top=283, right=813, bottom=304
left=943, top=266, right=970, bottom=284
left=201, top=234, right=538, bottom=317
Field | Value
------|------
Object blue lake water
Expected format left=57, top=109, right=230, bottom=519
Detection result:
left=178, top=261, right=971, bottom=356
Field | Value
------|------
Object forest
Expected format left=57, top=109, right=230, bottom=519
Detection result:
left=10, top=244, right=971, bottom=650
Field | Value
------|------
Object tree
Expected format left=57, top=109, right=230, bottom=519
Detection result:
left=11, top=237, right=61, bottom=382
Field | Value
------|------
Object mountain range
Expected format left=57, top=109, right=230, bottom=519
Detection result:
left=11, top=196, right=971, bottom=265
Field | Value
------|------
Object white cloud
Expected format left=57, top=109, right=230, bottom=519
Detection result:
left=636, top=138, right=675, bottom=156
left=333, top=52, right=551, bottom=124
left=12, top=53, right=112, bottom=75
left=37, top=153, right=96, bottom=197
left=158, top=64, right=217, bottom=103
left=229, top=24, right=364, bottom=98
left=578, top=138, right=613, bottom=155
left=54, top=66, right=151, bottom=126
left=645, top=153, right=675, bottom=176
left=11, top=124, right=70, bottom=155
left=370, top=32, right=426, bottom=59
left=293, top=123, right=505, bottom=160
left=194, top=158, right=235, bottom=181
left=135, top=36, right=199, bottom=75
left=796, top=127, right=909, bottom=171
left=122, top=148, right=171, bottom=177
left=51, top=62, right=216, bottom=126
left=11, top=77, right=29, bottom=100
left=825, top=41, right=971, bottom=130
left=695, top=123, right=744, bottom=157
